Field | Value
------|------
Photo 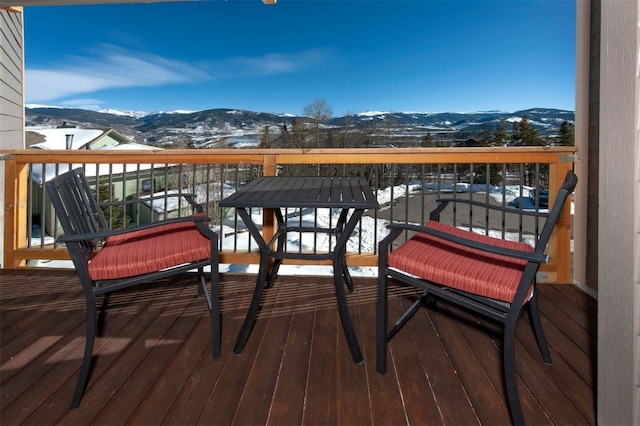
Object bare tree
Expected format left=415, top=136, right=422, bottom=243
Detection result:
left=303, top=99, right=333, bottom=148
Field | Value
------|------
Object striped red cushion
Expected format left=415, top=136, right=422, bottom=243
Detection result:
left=387, top=221, right=534, bottom=303
left=88, top=218, right=212, bottom=281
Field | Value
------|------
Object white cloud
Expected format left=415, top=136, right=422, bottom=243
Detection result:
left=25, top=44, right=211, bottom=103
left=25, top=44, right=335, bottom=105
left=60, top=98, right=105, bottom=110
left=208, top=48, right=335, bottom=78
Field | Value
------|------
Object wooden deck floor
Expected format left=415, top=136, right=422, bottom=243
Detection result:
left=0, top=269, right=596, bottom=425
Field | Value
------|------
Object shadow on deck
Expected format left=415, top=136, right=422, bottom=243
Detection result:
left=0, top=269, right=596, bottom=425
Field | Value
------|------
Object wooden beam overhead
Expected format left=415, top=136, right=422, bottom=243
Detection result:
left=0, top=0, right=200, bottom=7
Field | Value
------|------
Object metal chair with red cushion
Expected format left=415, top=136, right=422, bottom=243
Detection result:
left=376, top=170, right=577, bottom=425
left=45, top=168, right=220, bottom=409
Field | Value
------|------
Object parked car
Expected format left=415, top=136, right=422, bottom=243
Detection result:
left=531, top=188, right=549, bottom=208
left=508, top=188, right=549, bottom=209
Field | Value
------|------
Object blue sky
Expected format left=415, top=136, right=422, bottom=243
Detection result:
left=24, top=0, right=576, bottom=116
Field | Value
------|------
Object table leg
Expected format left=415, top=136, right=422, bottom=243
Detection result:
left=233, top=208, right=276, bottom=355
left=341, top=256, right=354, bottom=292
left=336, top=208, right=355, bottom=292
left=332, top=209, right=365, bottom=364
left=266, top=209, right=287, bottom=288
left=333, top=249, right=363, bottom=364
left=234, top=249, right=271, bottom=355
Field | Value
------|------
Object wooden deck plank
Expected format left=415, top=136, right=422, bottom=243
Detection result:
left=336, top=282, right=372, bottom=426
left=541, top=284, right=597, bottom=335
left=127, top=313, right=211, bottom=425
left=195, top=274, right=287, bottom=425
left=125, top=274, right=251, bottom=425
left=3, top=280, right=184, bottom=424
left=57, top=281, right=199, bottom=425
left=302, top=284, right=339, bottom=425
left=173, top=275, right=262, bottom=426
left=92, top=286, right=207, bottom=425
left=232, top=277, right=296, bottom=425
left=0, top=269, right=596, bottom=426
left=266, top=276, right=316, bottom=425
left=394, top=287, right=481, bottom=425
left=358, top=283, right=410, bottom=425
left=517, top=312, right=595, bottom=424
left=0, top=297, right=83, bottom=398
left=0, top=272, right=82, bottom=365
left=379, top=287, right=444, bottom=424
left=532, top=291, right=595, bottom=395
left=537, top=285, right=596, bottom=355
left=429, top=301, right=513, bottom=425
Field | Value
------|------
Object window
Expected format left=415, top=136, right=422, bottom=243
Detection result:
left=142, top=179, right=153, bottom=193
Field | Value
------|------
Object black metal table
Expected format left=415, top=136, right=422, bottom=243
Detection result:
left=219, top=176, right=379, bottom=364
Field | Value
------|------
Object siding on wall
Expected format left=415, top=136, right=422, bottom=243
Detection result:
left=597, top=0, right=639, bottom=424
left=635, top=2, right=640, bottom=419
left=0, top=8, right=25, bottom=269
left=1, top=8, right=24, bottom=145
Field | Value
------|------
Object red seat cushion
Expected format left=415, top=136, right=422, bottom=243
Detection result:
left=387, top=221, right=534, bottom=303
left=88, top=218, right=212, bottom=281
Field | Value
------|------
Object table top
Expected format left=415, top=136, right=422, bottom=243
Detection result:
left=219, top=176, right=379, bottom=209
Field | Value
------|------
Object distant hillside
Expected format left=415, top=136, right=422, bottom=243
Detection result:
left=25, top=106, right=574, bottom=148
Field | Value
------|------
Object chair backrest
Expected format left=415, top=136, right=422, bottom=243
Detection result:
left=532, top=170, right=578, bottom=255
left=45, top=168, right=110, bottom=268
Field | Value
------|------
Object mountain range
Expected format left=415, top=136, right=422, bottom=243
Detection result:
left=25, top=106, right=575, bottom=149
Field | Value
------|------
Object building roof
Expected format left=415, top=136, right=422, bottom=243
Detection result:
left=27, top=127, right=154, bottom=151
left=28, top=127, right=162, bottom=184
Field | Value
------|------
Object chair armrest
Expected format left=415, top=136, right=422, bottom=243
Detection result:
left=57, top=214, right=211, bottom=244
left=429, top=198, right=549, bottom=221
left=385, top=222, right=548, bottom=264
left=99, top=193, right=203, bottom=213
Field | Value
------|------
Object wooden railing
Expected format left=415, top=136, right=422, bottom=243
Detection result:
left=1, top=147, right=577, bottom=283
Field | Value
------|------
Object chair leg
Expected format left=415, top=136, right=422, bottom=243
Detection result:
left=503, top=320, right=525, bottom=426
left=71, top=294, right=98, bottom=409
left=97, top=293, right=111, bottom=335
left=209, top=265, right=221, bottom=360
left=528, top=291, right=552, bottom=365
left=197, top=267, right=205, bottom=297
left=376, top=271, right=389, bottom=375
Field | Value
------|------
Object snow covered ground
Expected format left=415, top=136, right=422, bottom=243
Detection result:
left=30, top=181, right=570, bottom=278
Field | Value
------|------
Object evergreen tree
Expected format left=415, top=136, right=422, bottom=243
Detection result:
left=493, top=119, right=508, bottom=146
left=511, top=116, right=543, bottom=146
left=280, top=121, right=289, bottom=146
left=559, top=120, right=575, bottom=146
left=479, top=124, right=492, bottom=147
left=510, top=120, right=520, bottom=145
left=521, top=116, right=543, bottom=145
left=260, top=125, right=270, bottom=149
left=94, top=182, right=130, bottom=230
left=422, top=131, right=435, bottom=147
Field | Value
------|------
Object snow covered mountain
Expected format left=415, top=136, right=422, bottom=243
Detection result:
left=25, top=106, right=574, bottom=148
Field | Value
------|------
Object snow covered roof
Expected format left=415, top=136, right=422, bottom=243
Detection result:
left=27, top=127, right=163, bottom=184
left=28, top=127, right=155, bottom=151
left=29, top=128, right=104, bottom=150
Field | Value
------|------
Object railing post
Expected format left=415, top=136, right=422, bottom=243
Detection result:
left=262, top=154, right=277, bottom=177
left=3, top=158, right=28, bottom=268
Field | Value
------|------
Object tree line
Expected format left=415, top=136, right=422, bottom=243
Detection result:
left=258, top=99, right=575, bottom=150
